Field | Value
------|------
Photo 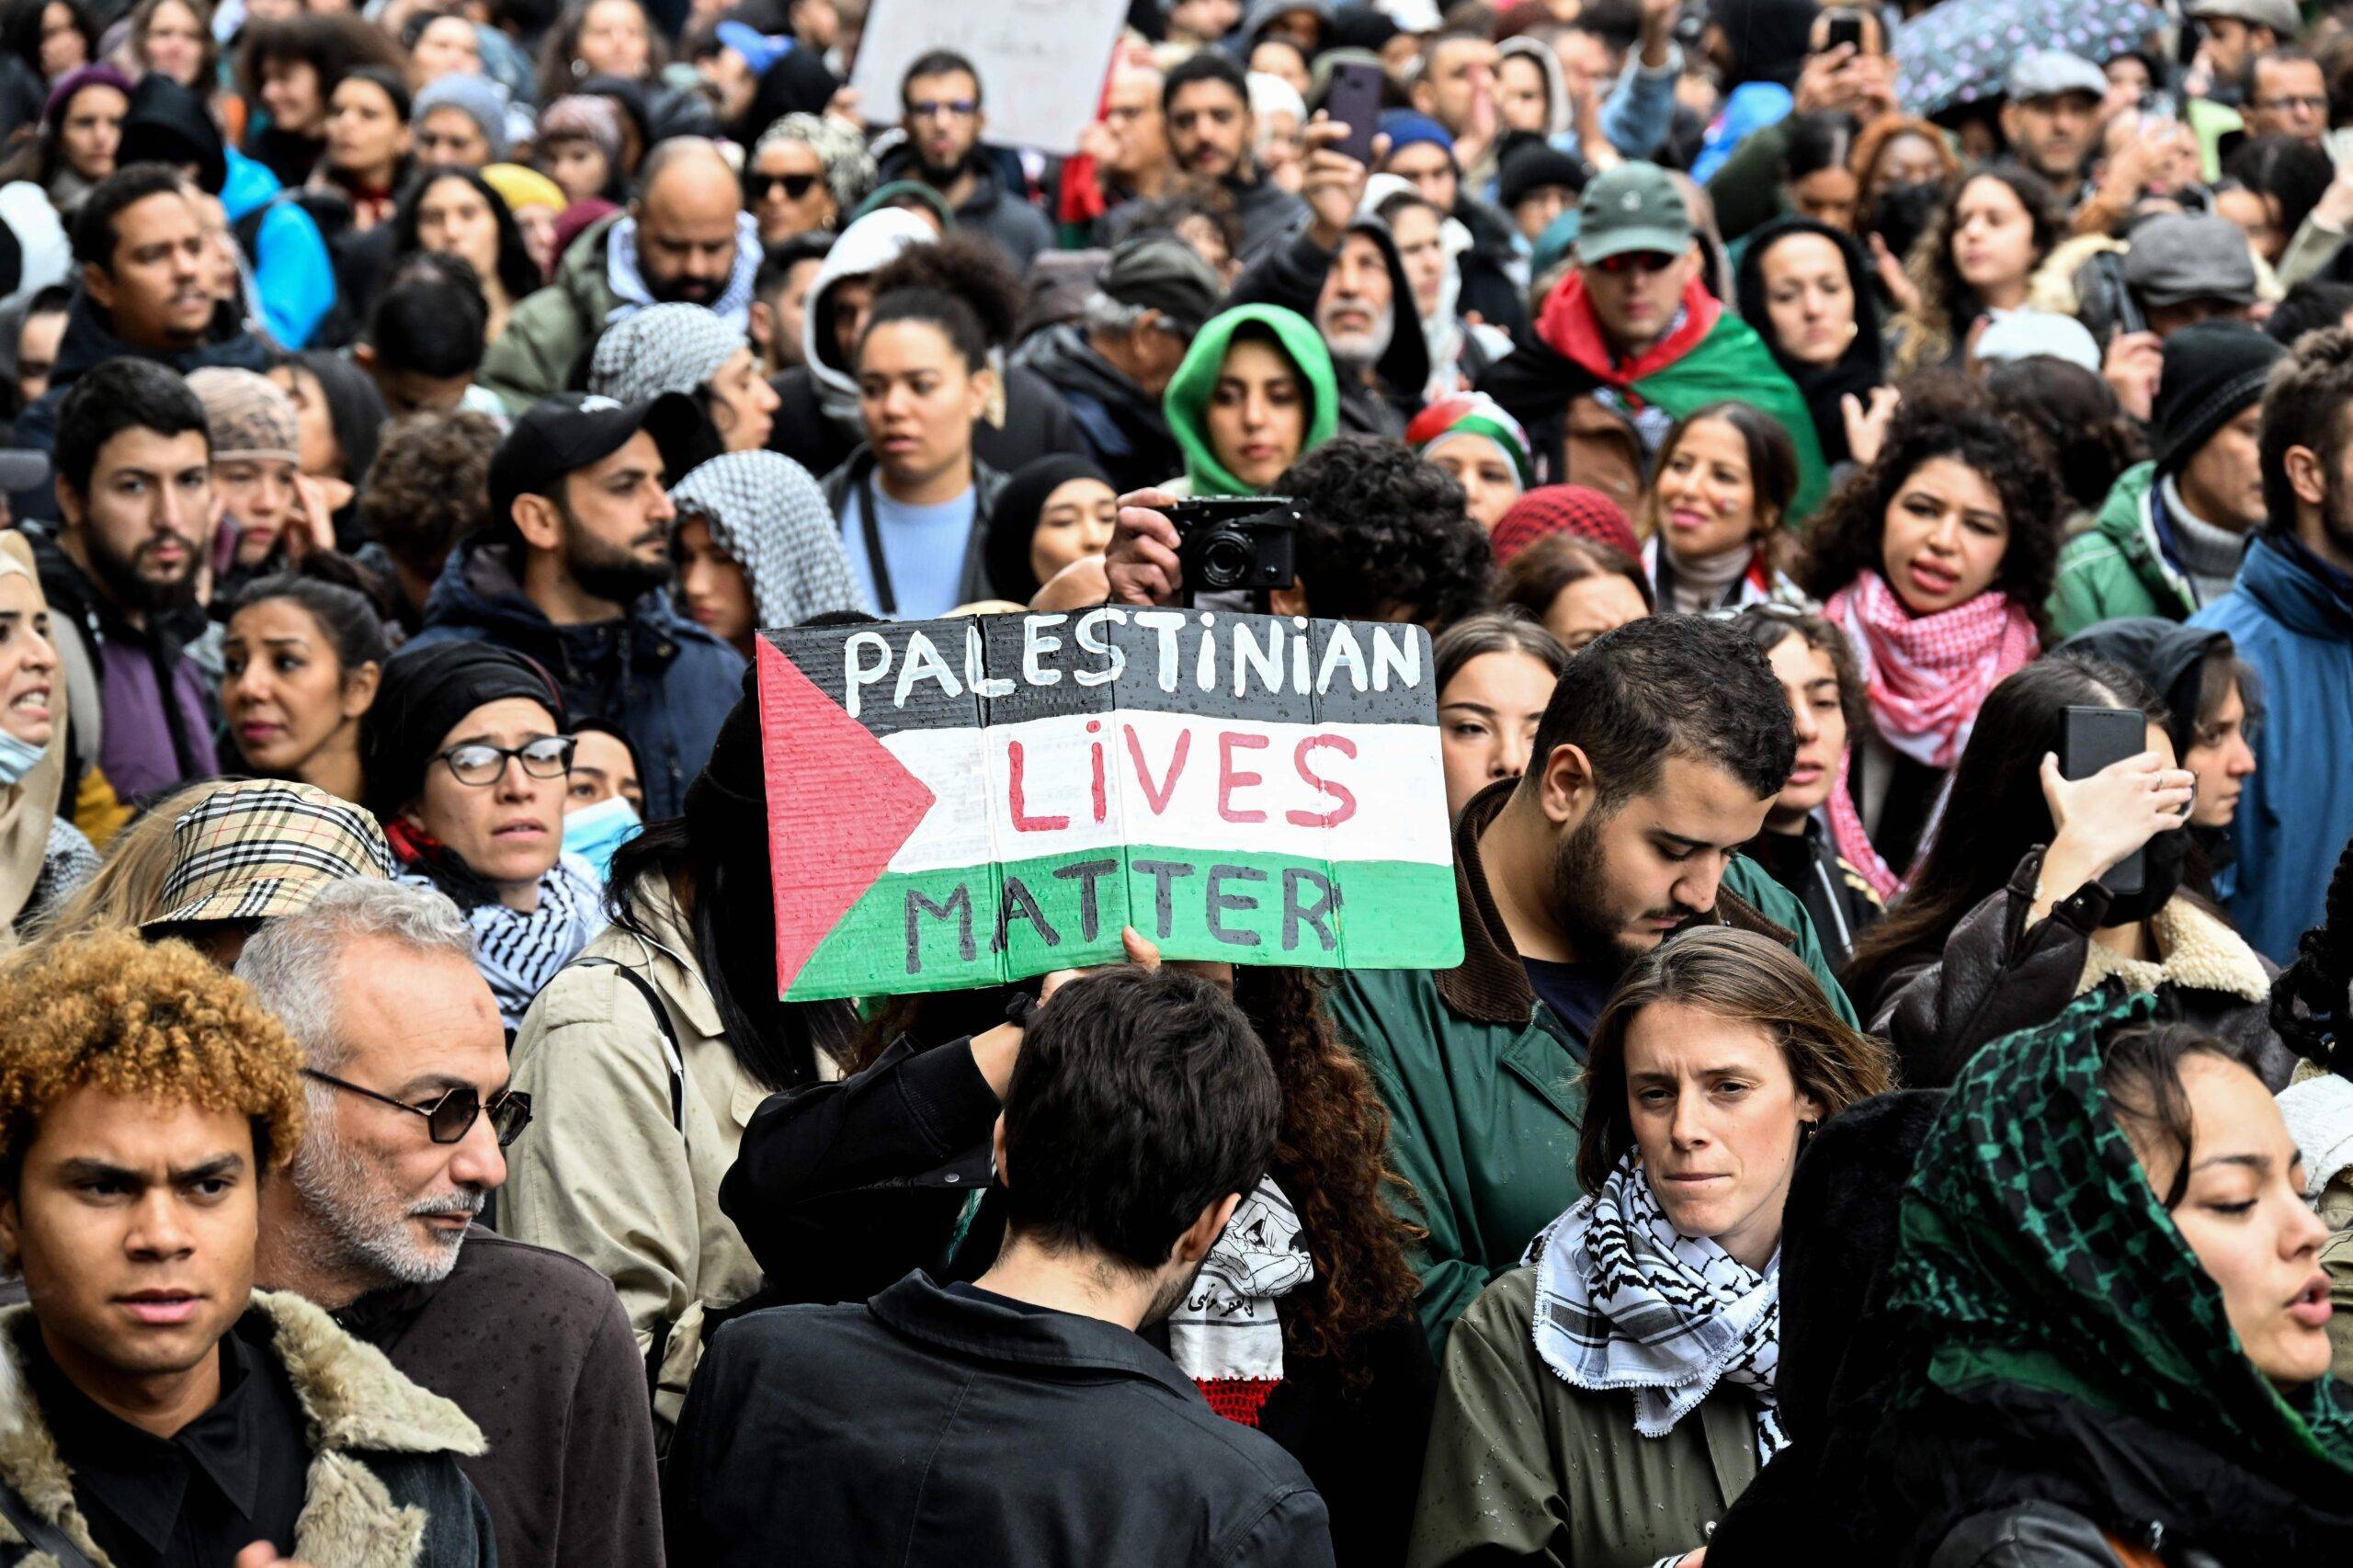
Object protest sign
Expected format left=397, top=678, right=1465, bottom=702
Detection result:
left=756, top=608, right=1464, bottom=999
left=846, top=0, right=1128, bottom=156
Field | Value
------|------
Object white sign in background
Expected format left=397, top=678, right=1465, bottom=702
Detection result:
left=847, top=0, right=1131, bottom=157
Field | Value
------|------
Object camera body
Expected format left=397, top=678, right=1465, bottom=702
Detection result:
left=1167, top=495, right=1301, bottom=599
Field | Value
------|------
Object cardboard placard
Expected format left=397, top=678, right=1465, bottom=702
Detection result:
left=846, top=0, right=1129, bottom=157
left=757, top=608, right=1464, bottom=999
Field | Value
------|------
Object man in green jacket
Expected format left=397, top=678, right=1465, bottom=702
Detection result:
left=1327, top=615, right=1856, bottom=1355
left=479, top=138, right=763, bottom=415
left=2049, top=321, right=2282, bottom=636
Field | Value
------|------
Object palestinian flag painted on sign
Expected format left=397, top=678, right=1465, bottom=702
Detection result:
left=756, top=608, right=1463, bottom=1000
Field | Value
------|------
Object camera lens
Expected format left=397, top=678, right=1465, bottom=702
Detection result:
left=1199, top=532, right=1252, bottom=590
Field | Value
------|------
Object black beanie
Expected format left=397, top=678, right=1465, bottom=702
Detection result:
left=363, top=642, right=566, bottom=819
left=2152, top=320, right=2287, bottom=477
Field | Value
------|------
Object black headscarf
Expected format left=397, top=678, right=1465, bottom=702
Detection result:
left=984, top=454, right=1113, bottom=603
left=1734, top=217, right=1885, bottom=467
left=1706, top=0, right=1818, bottom=88
left=362, top=641, right=567, bottom=822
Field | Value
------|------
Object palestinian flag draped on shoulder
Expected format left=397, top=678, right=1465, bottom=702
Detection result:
left=1481, top=270, right=1832, bottom=524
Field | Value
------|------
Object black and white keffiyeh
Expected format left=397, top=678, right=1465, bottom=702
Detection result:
left=1166, top=1176, right=1314, bottom=1425
left=403, top=853, right=602, bottom=1031
left=588, top=302, right=747, bottom=404
left=669, top=451, right=870, bottom=629
left=1525, top=1149, right=1788, bottom=1461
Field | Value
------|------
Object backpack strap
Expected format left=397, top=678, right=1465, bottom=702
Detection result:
left=0, top=1473, right=100, bottom=1568
left=574, top=956, right=686, bottom=1132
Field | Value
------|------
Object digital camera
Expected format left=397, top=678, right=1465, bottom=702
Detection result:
left=1167, top=495, right=1301, bottom=600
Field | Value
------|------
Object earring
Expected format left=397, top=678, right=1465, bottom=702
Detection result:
left=1799, top=1119, right=1820, bottom=1147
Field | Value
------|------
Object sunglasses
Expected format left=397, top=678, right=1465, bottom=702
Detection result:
left=304, top=1069, right=534, bottom=1146
left=435, top=734, right=575, bottom=788
left=908, top=97, right=977, bottom=120
left=1594, top=251, right=1681, bottom=277
left=750, top=171, right=820, bottom=201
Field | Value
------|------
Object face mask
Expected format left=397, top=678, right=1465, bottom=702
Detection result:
left=0, top=730, right=45, bottom=789
left=2102, top=821, right=2190, bottom=926
left=562, top=792, right=640, bottom=881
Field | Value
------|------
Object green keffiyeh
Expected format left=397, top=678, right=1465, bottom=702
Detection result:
left=1890, top=989, right=2353, bottom=1480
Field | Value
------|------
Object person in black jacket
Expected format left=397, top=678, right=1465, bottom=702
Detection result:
left=671, top=962, right=1338, bottom=1568
left=718, top=953, right=1433, bottom=1568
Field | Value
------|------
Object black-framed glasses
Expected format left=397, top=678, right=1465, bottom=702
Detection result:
left=908, top=97, right=977, bottom=120
left=750, top=171, right=820, bottom=201
left=433, top=734, right=575, bottom=788
left=304, top=1069, right=533, bottom=1146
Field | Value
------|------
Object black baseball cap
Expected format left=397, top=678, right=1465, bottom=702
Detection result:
left=488, top=390, right=707, bottom=537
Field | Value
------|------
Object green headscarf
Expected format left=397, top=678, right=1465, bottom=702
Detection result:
left=1891, top=989, right=2353, bottom=1482
left=1161, top=304, right=1340, bottom=498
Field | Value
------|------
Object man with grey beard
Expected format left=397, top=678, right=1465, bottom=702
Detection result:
left=241, top=879, right=665, bottom=1568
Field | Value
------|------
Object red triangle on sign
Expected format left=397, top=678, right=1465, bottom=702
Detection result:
left=756, top=637, right=937, bottom=995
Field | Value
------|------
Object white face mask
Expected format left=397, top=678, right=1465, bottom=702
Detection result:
left=0, top=731, right=43, bottom=789
left=561, top=791, right=640, bottom=881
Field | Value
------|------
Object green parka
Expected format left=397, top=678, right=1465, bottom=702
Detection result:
left=1326, top=780, right=1858, bottom=1358
left=478, top=213, right=629, bottom=415
left=2047, top=462, right=2197, bottom=638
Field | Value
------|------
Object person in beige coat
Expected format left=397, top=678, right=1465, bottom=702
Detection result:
left=502, top=685, right=857, bottom=1435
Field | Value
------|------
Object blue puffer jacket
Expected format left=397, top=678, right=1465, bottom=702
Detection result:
left=406, top=535, right=745, bottom=820
left=2190, top=534, right=2353, bottom=960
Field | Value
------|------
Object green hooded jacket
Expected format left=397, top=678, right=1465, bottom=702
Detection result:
left=2047, top=462, right=2196, bottom=639
left=1161, top=303, right=1341, bottom=497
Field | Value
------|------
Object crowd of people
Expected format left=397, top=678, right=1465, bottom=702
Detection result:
left=0, top=0, right=2347, bottom=1561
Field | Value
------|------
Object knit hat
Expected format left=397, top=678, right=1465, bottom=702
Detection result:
left=589, top=302, right=747, bottom=403
left=668, top=450, right=868, bottom=630
left=2152, top=319, right=2287, bottom=476
left=186, top=368, right=299, bottom=465
left=362, top=642, right=565, bottom=821
left=1379, top=108, right=1455, bottom=161
left=144, top=781, right=394, bottom=931
left=481, top=162, right=565, bottom=214
left=40, top=63, right=131, bottom=127
left=538, top=95, right=623, bottom=165
left=1498, top=141, right=1586, bottom=212
left=1406, top=392, right=1535, bottom=491
left=1490, top=484, right=1640, bottom=564
left=413, top=73, right=510, bottom=162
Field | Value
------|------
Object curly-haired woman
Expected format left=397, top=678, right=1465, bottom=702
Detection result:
left=1884, top=166, right=2063, bottom=374
left=721, top=951, right=1433, bottom=1568
left=1795, top=376, right=2063, bottom=892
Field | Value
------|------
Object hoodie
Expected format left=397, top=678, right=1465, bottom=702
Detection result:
left=404, top=535, right=744, bottom=821
left=796, top=209, right=934, bottom=432
left=1227, top=216, right=1430, bottom=436
left=1477, top=269, right=1827, bottom=520
left=1162, top=303, right=1341, bottom=496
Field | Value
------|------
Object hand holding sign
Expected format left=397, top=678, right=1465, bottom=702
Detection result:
left=756, top=609, right=1462, bottom=999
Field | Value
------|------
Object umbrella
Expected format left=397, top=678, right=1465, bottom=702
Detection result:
left=1895, top=0, right=2164, bottom=117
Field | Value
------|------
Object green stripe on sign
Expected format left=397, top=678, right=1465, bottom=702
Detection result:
left=781, top=847, right=1461, bottom=1000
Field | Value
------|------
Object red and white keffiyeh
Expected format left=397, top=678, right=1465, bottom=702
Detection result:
left=1824, top=571, right=2040, bottom=895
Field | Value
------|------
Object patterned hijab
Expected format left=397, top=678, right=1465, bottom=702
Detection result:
left=589, top=302, right=747, bottom=405
left=668, top=452, right=870, bottom=631
left=1891, top=989, right=2353, bottom=1482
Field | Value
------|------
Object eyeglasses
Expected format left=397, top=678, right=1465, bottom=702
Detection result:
left=750, top=170, right=820, bottom=201
left=303, top=1069, right=534, bottom=1146
left=907, top=97, right=978, bottom=120
left=1593, top=250, right=1681, bottom=276
left=434, top=734, right=575, bottom=788
left=2255, top=94, right=2329, bottom=114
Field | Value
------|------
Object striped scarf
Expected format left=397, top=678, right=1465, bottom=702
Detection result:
left=1527, top=1150, right=1788, bottom=1462
left=399, top=854, right=603, bottom=1031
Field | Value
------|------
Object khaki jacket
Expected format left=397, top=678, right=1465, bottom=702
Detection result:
left=504, top=881, right=807, bottom=1430
left=1408, top=1267, right=1758, bottom=1568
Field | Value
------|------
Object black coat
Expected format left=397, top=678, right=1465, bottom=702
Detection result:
left=665, top=1270, right=1336, bottom=1566
left=1012, top=322, right=1184, bottom=494
left=719, top=1031, right=1435, bottom=1568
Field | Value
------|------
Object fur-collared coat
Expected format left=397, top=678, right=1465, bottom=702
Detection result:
left=0, top=1290, right=496, bottom=1567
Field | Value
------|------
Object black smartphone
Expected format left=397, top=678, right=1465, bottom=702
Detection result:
left=1324, top=60, right=1383, bottom=166
left=2062, top=705, right=2148, bottom=897
left=1824, top=10, right=1864, bottom=52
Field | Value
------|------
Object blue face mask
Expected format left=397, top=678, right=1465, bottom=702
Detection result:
left=0, top=730, right=44, bottom=789
left=562, top=792, right=641, bottom=881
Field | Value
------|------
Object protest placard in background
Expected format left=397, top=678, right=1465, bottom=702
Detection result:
left=847, top=0, right=1129, bottom=156
left=756, top=608, right=1464, bottom=999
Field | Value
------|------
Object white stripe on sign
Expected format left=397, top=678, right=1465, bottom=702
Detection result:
left=877, top=711, right=1449, bottom=877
